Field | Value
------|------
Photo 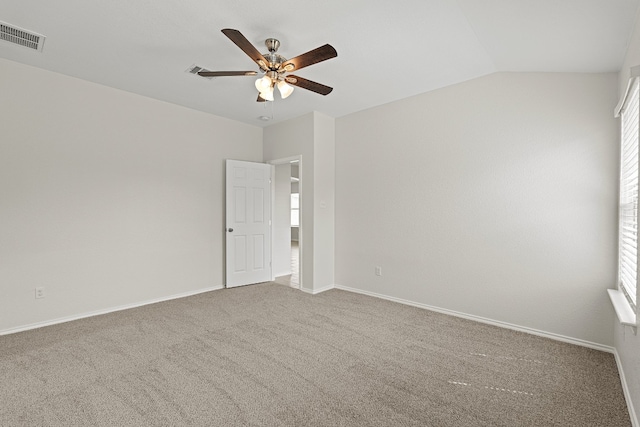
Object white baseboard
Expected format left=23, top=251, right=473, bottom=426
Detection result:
left=613, top=349, right=639, bottom=427
left=273, top=270, right=292, bottom=278
left=333, top=284, right=614, bottom=353
left=300, top=284, right=335, bottom=295
left=0, top=285, right=224, bottom=336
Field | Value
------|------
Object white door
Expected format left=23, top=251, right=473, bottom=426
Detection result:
left=226, top=160, right=272, bottom=288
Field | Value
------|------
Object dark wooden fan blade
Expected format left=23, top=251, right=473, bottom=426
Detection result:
left=221, top=28, right=269, bottom=71
left=285, top=75, right=333, bottom=95
left=257, top=94, right=266, bottom=102
left=281, top=44, right=337, bottom=72
left=198, top=71, right=257, bottom=77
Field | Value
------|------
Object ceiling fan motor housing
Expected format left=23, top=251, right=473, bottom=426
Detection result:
left=266, top=53, right=286, bottom=72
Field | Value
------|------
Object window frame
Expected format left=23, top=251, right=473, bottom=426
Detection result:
left=618, top=78, right=640, bottom=310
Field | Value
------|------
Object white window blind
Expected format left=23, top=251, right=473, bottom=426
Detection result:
left=619, top=79, right=640, bottom=307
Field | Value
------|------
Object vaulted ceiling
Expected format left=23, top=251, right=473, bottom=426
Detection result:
left=1, top=0, right=638, bottom=126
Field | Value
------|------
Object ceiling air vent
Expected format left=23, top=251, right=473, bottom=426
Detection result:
left=0, top=21, right=46, bottom=52
left=186, top=65, right=214, bottom=79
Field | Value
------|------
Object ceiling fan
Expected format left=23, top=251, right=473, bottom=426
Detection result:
left=198, top=29, right=337, bottom=102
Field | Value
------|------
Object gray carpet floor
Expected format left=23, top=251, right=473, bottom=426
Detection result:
left=0, top=283, right=631, bottom=426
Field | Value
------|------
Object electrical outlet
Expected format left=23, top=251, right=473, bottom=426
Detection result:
left=375, top=266, right=382, bottom=276
left=35, top=287, right=45, bottom=299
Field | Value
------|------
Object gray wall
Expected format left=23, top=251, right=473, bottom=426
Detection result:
left=0, top=58, right=263, bottom=332
left=312, top=113, right=336, bottom=291
left=335, top=72, right=619, bottom=347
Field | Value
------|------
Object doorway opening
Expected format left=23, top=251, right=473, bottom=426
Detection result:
left=269, top=156, right=302, bottom=289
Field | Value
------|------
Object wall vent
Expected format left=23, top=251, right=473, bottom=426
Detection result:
left=0, top=21, right=46, bottom=51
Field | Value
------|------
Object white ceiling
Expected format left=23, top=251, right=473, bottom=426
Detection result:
left=1, top=0, right=638, bottom=127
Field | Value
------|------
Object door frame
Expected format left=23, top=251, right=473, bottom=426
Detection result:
left=268, top=155, right=303, bottom=290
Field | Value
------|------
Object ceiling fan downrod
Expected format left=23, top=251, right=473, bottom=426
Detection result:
left=265, top=38, right=280, bottom=53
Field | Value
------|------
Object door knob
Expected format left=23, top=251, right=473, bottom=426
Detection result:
left=228, top=228, right=234, bottom=232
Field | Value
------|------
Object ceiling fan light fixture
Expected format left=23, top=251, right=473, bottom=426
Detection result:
left=277, top=80, right=294, bottom=99
left=255, top=75, right=271, bottom=91
left=259, top=86, right=274, bottom=101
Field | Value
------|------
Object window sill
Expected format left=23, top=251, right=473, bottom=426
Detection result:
left=608, top=289, right=637, bottom=329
